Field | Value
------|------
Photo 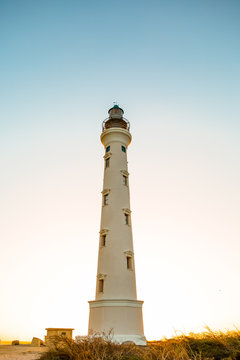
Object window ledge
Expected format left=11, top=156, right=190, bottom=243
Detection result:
left=99, top=229, right=109, bottom=235
left=102, top=189, right=111, bottom=195
left=103, top=152, right=112, bottom=159
left=122, top=208, right=131, bottom=215
left=120, top=170, right=129, bottom=176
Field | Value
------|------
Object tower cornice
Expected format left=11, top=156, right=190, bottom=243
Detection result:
left=89, top=299, right=144, bottom=308
left=101, top=128, right=132, bottom=147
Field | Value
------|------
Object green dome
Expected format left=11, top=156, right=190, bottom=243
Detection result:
left=108, top=105, right=124, bottom=114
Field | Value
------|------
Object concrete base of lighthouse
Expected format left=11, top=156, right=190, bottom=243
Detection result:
left=88, top=299, right=146, bottom=345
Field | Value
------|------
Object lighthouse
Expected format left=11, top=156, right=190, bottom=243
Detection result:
left=88, top=105, right=146, bottom=345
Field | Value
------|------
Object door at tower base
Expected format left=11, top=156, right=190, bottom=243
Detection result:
left=88, top=299, right=146, bottom=345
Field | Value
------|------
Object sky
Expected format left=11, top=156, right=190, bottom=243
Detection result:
left=0, top=0, right=240, bottom=341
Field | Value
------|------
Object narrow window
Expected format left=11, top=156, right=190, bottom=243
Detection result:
left=127, top=256, right=132, bottom=270
left=98, top=279, right=104, bottom=292
left=106, top=145, right=110, bottom=152
left=61, top=332, right=66, bottom=336
left=104, top=194, right=108, bottom=205
left=101, top=234, right=106, bottom=246
left=123, top=175, right=127, bottom=185
left=105, top=158, right=110, bottom=168
left=121, top=145, right=126, bottom=153
left=125, top=213, right=129, bottom=225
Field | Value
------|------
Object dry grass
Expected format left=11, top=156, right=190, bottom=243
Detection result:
left=39, top=329, right=240, bottom=360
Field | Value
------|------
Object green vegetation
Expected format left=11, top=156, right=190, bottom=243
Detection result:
left=39, top=329, right=240, bottom=360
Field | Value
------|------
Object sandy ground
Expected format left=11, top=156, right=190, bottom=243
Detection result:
left=0, top=345, right=47, bottom=360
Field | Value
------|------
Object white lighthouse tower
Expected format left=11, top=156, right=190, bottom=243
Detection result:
left=88, top=105, right=146, bottom=345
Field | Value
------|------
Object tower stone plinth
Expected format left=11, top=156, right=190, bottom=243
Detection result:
left=88, top=105, right=146, bottom=345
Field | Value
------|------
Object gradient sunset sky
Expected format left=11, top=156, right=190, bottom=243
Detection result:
left=0, top=0, right=240, bottom=341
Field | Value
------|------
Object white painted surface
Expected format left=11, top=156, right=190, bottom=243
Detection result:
left=88, top=108, right=146, bottom=344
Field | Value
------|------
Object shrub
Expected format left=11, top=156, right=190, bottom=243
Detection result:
left=39, top=329, right=240, bottom=360
left=39, top=335, right=145, bottom=360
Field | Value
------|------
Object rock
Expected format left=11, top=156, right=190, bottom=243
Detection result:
left=12, top=340, right=19, bottom=345
left=31, top=337, right=44, bottom=347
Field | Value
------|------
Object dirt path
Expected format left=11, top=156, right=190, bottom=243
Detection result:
left=0, top=345, right=47, bottom=360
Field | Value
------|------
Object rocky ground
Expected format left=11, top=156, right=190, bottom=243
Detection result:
left=0, top=345, right=47, bottom=359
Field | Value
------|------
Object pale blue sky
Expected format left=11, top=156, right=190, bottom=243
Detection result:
left=1, top=0, right=240, bottom=127
left=0, top=0, right=240, bottom=341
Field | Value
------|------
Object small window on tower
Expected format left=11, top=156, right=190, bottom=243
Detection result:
left=125, top=213, right=129, bottom=225
left=127, top=256, right=133, bottom=270
left=106, top=158, right=110, bottom=168
left=121, top=145, right=126, bottom=153
left=98, top=279, right=104, bottom=292
left=103, top=194, right=108, bottom=206
left=101, top=234, right=106, bottom=246
left=106, top=146, right=110, bottom=152
left=123, top=175, right=127, bottom=185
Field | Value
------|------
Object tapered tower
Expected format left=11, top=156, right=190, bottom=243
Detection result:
left=88, top=105, right=146, bottom=345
